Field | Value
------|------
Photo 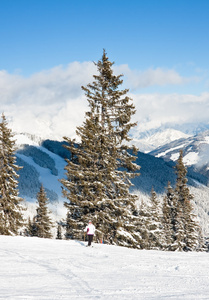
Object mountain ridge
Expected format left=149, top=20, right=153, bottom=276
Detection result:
left=14, top=132, right=209, bottom=236
left=14, top=132, right=209, bottom=199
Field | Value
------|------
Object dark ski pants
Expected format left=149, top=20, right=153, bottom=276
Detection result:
left=87, top=234, right=94, bottom=246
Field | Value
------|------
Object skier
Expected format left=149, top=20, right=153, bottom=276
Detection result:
left=84, top=221, right=95, bottom=247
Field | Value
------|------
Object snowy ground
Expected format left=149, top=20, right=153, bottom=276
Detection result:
left=1, top=236, right=209, bottom=300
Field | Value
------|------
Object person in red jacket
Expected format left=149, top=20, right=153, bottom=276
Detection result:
left=84, top=221, right=95, bottom=247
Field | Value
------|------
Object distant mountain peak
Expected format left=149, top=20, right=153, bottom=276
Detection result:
left=149, top=129, right=209, bottom=175
left=131, top=128, right=190, bottom=152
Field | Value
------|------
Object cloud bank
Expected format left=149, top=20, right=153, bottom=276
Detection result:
left=0, top=62, right=97, bottom=140
left=131, top=92, right=209, bottom=134
left=0, top=62, right=208, bottom=141
left=114, top=65, right=197, bottom=90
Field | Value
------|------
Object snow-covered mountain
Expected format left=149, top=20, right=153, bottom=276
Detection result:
left=14, top=132, right=209, bottom=237
left=15, top=132, right=188, bottom=200
left=147, top=130, right=209, bottom=235
left=149, top=129, right=209, bottom=175
left=15, top=134, right=69, bottom=223
left=130, top=121, right=209, bottom=153
left=132, top=128, right=190, bottom=152
left=15, top=133, right=177, bottom=202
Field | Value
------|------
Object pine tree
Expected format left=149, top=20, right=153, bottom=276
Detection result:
left=25, top=217, right=37, bottom=237
left=173, top=150, right=200, bottom=251
left=162, top=182, right=178, bottom=250
left=134, top=200, right=151, bottom=249
left=0, top=113, right=24, bottom=235
left=34, top=184, right=53, bottom=238
left=148, top=187, right=163, bottom=250
left=61, top=50, right=140, bottom=247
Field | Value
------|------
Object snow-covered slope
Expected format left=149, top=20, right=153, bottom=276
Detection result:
left=1, top=235, right=209, bottom=300
left=146, top=130, right=209, bottom=236
left=130, top=121, right=209, bottom=153
left=14, top=120, right=209, bottom=153
left=150, top=129, right=209, bottom=169
left=14, top=134, right=68, bottom=223
left=139, top=129, right=190, bottom=151
left=13, top=133, right=209, bottom=237
left=16, top=141, right=66, bottom=203
left=15, top=135, right=179, bottom=199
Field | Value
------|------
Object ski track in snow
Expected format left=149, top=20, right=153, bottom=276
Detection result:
left=0, top=236, right=209, bottom=300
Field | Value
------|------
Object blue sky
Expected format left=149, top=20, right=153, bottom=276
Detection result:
left=0, top=0, right=209, bottom=140
left=1, top=1, right=209, bottom=78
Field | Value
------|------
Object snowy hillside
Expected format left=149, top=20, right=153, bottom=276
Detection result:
left=13, top=133, right=188, bottom=199
left=13, top=121, right=209, bottom=154
left=13, top=133, right=209, bottom=237
left=14, top=133, right=68, bottom=224
left=130, top=121, right=209, bottom=153
left=149, top=130, right=209, bottom=175
left=15, top=134, right=67, bottom=201
left=1, top=235, right=209, bottom=300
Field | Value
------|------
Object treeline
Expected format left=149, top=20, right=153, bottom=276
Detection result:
left=0, top=50, right=206, bottom=251
left=134, top=152, right=204, bottom=251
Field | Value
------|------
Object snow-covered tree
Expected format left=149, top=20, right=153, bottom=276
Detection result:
left=148, top=187, right=163, bottom=250
left=61, top=50, right=140, bottom=247
left=134, top=200, right=151, bottom=249
left=33, top=184, right=53, bottom=238
left=25, top=216, right=37, bottom=237
left=0, top=113, right=24, bottom=235
left=173, top=150, right=200, bottom=251
left=162, top=182, right=178, bottom=250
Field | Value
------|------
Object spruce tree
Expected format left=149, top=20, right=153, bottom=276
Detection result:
left=134, top=200, right=151, bottom=249
left=173, top=150, right=199, bottom=251
left=0, top=113, right=24, bottom=235
left=148, top=187, right=163, bottom=250
left=162, top=182, right=178, bottom=250
left=25, top=217, right=37, bottom=237
left=34, top=184, right=53, bottom=238
left=61, top=50, right=140, bottom=247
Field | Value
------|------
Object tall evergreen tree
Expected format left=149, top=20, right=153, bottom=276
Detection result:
left=134, top=200, right=151, bottom=249
left=0, top=113, right=24, bottom=235
left=25, top=216, right=37, bottom=237
left=173, top=150, right=200, bottom=251
left=162, top=182, right=178, bottom=250
left=148, top=187, right=163, bottom=250
left=61, top=50, right=140, bottom=247
left=34, top=184, right=53, bottom=238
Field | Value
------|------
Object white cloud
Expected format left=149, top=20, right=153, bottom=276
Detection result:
left=0, top=62, right=97, bottom=140
left=0, top=61, right=208, bottom=141
left=131, top=92, right=209, bottom=134
left=114, top=65, right=198, bottom=90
